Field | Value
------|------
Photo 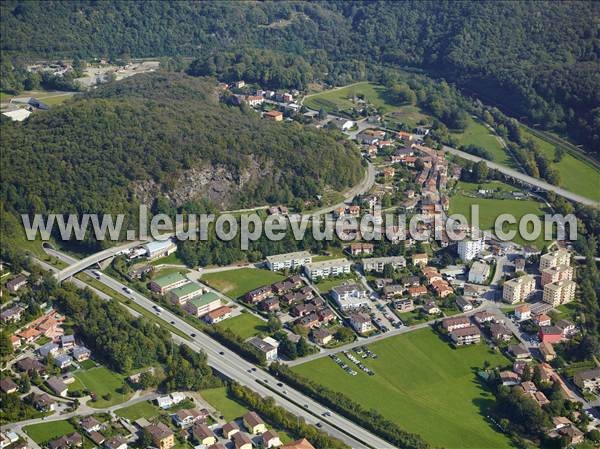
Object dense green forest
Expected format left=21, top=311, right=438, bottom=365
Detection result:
left=1, top=1, right=598, bottom=152
left=0, top=73, right=362, bottom=248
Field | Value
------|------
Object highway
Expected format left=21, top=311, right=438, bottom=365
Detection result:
left=46, top=250, right=396, bottom=449
left=443, top=146, right=599, bottom=207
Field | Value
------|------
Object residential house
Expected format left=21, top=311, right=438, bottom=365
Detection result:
left=533, top=314, right=551, bottom=327
left=546, top=417, right=584, bottom=445
left=271, top=276, right=303, bottom=294
left=411, top=253, right=428, bottom=266
left=0, top=378, right=18, bottom=394
left=264, top=110, right=283, bottom=121
left=473, top=311, right=495, bottom=324
left=573, top=367, right=600, bottom=391
left=489, top=323, right=512, bottom=342
left=248, top=337, right=278, bottom=361
left=0, top=305, right=24, bottom=323
left=204, top=306, right=232, bottom=324
left=10, top=335, right=21, bottom=350
left=184, top=292, right=221, bottom=317
left=243, top=411, right=267, bottom=434
left=539, top=326, right=563, bottom=344
left=514, top=304, right=531, bottom=321
left=508, top=344, right=530, bottom=360
left=317, top=308, right=335, bottom=324
left=500, top=371, right=521, bottom=386
left=394, top=298, right=414, bottom=312
left=455, top=297, right=472, bottom=312
left=60, top=335, right=75, bottom=349
left=281, top=439, right=316, bottom=449
left=54, top=354, right=73, bottom=369
left=259, top=297, right=280, bottom=312
left=38, top=342, right=60, bottom=358
left=262, top=430, right=282, bottom=448
left=72, top=346, right=91, bottom=362
left=349, top=313, right=374, bottom=334
left=222, top=421, right=240, bottom=439
left=146, top=422, right=175, bottom=449
left=48, top=433, right=83, bottom=449
left=407, top=285, right=427, bottom=298
left=431, top=280, right=453, bottom=298
left=47, top=376, right=68, bottom=396
left=539, top=342, right=557, bottom=362
left=32, top=393, right=56, bottom=412
left=6, top=275, right=27, bottom=293
left=16, top=357, right=44, bottom=374
left=104, top=437, right=128, bottom=449
left=245, top=286, right=273, bottom=304
left=192, top=423, right=216, bottom=446
left=347, top=243, right=374, bottom=256
left=80, top=416, right=102, bottom=434
left=556, top=319, right=576, bottom=337
left=232, top=432, right=253, bottom=449
left=382, top=284, right=404, bottom=300
left=423, top=301, right=441, bottom=315
left=311, top=328, right=332, bottom=345
left=441, top=316, right=471, bottom=333
left=173, top=409, right=207, bottom=428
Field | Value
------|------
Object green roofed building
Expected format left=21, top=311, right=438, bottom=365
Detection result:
left=168, top=282, right=204, bottom=305
left=148, top=272, right=188, bottom=294
left=184, top=292, right=222, bottom=317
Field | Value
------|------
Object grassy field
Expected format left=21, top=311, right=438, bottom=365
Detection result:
left=314, top=275, right=358, bottom=294
left=1, top=89, right=76, bottom=106
left=384, top=104, right=431, bottom=129
left=293, top=328, right=512, bottom=449
left=216, top=313, right=268, bottom=339
left=24, top=420, right=77, bottom=444
left=150, top=252, right=187, bottom=266
left=451, top=117, right=513, bottom=167
left=201, top=387, right=249, bottom=421
left=304, top=82, right=397, bottom=114
left=201, top=268, right=285, bottom=299
left=115, top=400, right=160, bottom=421
left=449, top=181, right=549, bottom=248
left=520, top=127, right=600, bottom=202
left=73, top=367, right=132, bottom=408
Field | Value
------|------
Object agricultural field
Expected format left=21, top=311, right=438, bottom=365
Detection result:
left=71, top=367, right=132, bottom=408
left=305, top=82, right=398, bottom=114
left=449, top=181, right=550, bottom=248
left=520, top=127, right=600, bottom=202
left=384, top=104, right=431, bottom=129
left=201, top=268, right=285, bottom=299
left=215, top=312, right=268, bottom=340
left=451, top=117, right=513, bottom=167
left=150, top=252, right=187, bottom=266
left=293, top=328, right=512, bottom=449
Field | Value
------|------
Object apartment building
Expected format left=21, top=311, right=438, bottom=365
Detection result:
left=541, top=265, right=573, bottom=287
left=457, top=235, right=485, bottom=261
left=303, top=258, right=352, bottom=281
left=539, top=248, right=570, bottom=270
left=266, top=251, right=312, bottom=271
left=543, top=280, right=576, bottom=307
left=502, top=275, right=535, bottom=304
left=361, top=256, right=406, bottom=273
left=149, top=272, right=189, bottom=294
left=450, top=326, right=481, bottom=346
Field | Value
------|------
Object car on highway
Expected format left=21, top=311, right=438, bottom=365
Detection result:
left=219, top=351, right=225, bottom=355
left=303, top=404, right=309, bottom=409
left=190, top=333, right=196, bottom=337
left=277, top=382, right=283, bottom=387
left=123, top=287, right=132, bottom=294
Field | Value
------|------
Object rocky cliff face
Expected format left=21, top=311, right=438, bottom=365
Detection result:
left=132, top=156, right=273, bottom=209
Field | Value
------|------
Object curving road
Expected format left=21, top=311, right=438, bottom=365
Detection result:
left=44, top=250, right=396, bottom=449
left=444, top=146, right=599, bottom=207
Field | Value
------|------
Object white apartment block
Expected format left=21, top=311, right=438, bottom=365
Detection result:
left=543, top=279, right=576, bottom=307
left=539, top=248, right=570, bottom=270
left=361, top=256, right=406, bottom=273
left=266, top=251, right=312, bottom=271
left=502, top=275, right=535, bottom=304
left=303, top=258, right=352, bottom=281
left=331, top=284, right=370, bottom=311
left=457, top=236, right=485, bottom=261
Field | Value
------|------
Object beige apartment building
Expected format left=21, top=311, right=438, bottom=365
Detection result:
left=541, top=265, right=573, bottom=287
left=502, top=275, right=535, bottom=304
left=539, top=248, right=570, bottom=270
left=543, top=279, right=576, bottom=306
